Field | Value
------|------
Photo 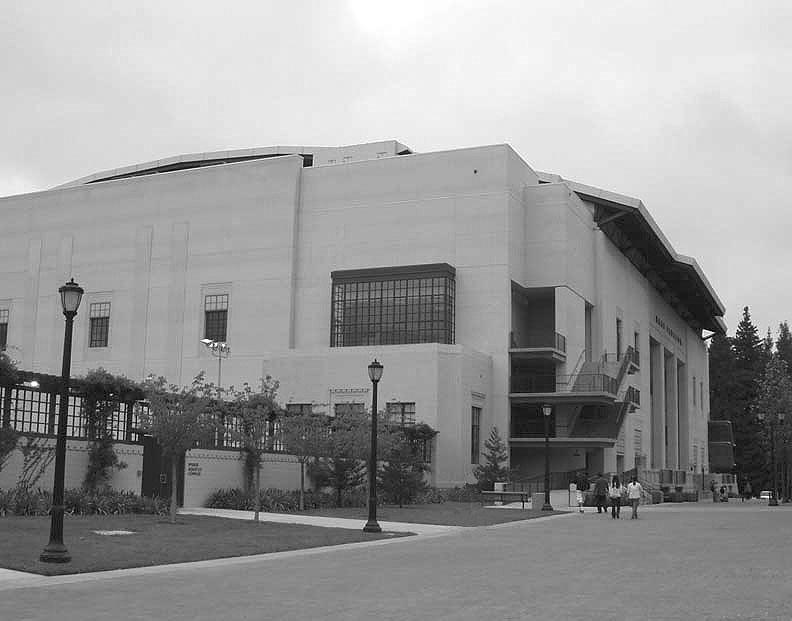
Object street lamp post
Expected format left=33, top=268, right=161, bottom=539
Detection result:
left=541, top=403, right=554, bottom=511
left=200, top=339, right=230, bottom=388
left=363, top=359, right=383, bottom=533
left=41, top=278, right=84, bottom=563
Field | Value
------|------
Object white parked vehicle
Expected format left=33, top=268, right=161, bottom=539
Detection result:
left=759, top=490, right=772, bottom=501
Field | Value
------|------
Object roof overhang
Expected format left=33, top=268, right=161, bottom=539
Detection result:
left=537, top=172, right=726, bottom=335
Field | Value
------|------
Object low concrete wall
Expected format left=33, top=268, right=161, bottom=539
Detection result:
left=182, top=449, right=244, bottom=508
left=0, top=436, right=143, bottom=494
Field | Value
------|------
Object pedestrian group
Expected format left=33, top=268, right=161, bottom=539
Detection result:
left=578, top=472, right=644, bottom=519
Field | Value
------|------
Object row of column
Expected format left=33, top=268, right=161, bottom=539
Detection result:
left=650, top=338, right=689, bottom=469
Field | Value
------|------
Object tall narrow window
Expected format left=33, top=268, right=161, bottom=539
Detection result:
left=89, top=303, right=111, bottom=348
left=0, top=309, right=8, bottom=351
left=471, top=406, right=482, bottom=464
left=204, top=294, right=229, bottom=342
left=633, top=331, right=640, bottom=367
left=616, top=318, right=623, bottom=360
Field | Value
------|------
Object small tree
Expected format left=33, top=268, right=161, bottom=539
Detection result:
left=0, top=427, right=20, bottom=475
left=227, top=377, right=281, bottom=522
left=473, top=426, right=510, bottom=491
left=280, top=412, right=328, bottom=510
left=139, top=374, right=218, bottom=523
left=379, top=423, right=436, bottom=507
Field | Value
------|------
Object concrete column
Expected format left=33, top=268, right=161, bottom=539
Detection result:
left=664, top=350, right=678, bottom=469
left=677, top=361, right=689, bottom=469
left=650, top=338, right=665, bottom=468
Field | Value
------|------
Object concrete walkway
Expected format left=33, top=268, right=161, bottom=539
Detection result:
left=3, top=503, right=791, bottom=619
left=178, top=506, right=464, bottom=535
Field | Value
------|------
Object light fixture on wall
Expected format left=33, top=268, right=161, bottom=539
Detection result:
left=200, top=339, right=230, bottom=388
left=573, top=448, right=581, bottom=458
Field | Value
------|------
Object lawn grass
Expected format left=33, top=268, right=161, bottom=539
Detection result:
left=304, top=501, right=566, bottom=526
left=0, top=514, right=409, bottom=576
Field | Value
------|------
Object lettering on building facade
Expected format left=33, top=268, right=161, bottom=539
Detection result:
left=655, top=315, right=683, bottom=347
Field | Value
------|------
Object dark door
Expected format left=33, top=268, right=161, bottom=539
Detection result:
left=141, top=435, right=184, bottom=505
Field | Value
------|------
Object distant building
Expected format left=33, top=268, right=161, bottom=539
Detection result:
left=0, top=140, right=725, bottom=488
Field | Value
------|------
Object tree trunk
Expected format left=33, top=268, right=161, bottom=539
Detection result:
left=170, top=458, right=178, bottom=524
left=254, top=457, right=261, bottom=523
left=299, top=459, right=305, bottom=511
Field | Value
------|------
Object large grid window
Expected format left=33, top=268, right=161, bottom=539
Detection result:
left=204, top=294, right=229, bottom=342
left=471, top=406, right=481, bottom=464
left=9, top=389, right=52, bottom=434
left=331, top=264, right=455, bottom=347
left=0, top=309, right=8, bottom=350
left=386, top=402, right=416, bottom=426
left=89, top=303, right=111, bottom=348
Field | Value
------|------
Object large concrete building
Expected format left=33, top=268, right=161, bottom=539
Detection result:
left=0, top=140, right=725, bottom=488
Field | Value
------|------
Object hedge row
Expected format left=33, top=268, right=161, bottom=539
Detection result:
left=0, top=486, right=169, bottom=517
left=205, top=484, right=484, bottom=511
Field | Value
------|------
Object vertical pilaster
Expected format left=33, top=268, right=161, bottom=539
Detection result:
left=129, top=226, right=153, bottom=379
left=677, top=361, right=689, bottom=469
left=166, top=222, right=189, bottom=386
left=22, top=239, right=43, bottom=370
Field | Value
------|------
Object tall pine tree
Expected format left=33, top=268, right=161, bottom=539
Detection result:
left=730, top=307, right=765, bottom=484
left=708, top=333, right=737, bottom=421
left=776, top=321, right=792, bottom=375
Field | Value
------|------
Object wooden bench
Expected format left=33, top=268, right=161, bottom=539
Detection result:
left=480, top=490, right=531, bottom=509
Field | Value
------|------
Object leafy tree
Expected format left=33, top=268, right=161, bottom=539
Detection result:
left=280, top=412, right=328, bottom=510
left=78, top=368, right=143, bottom=491
left=752, top=357, right=792, bottom=494
left=0, top=350, right=19, bottom=386
left=379, top=423, right=437, bottom=507
left=139, top=374, right=218, bottom=523
left=473, top=426, right=510, bottom=491
left=227, top=377, right=281, bottom=522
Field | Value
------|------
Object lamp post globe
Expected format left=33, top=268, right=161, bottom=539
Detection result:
left=41, top=278, right=84, bottom=563
left=364, top=359, right=383, bottom=533
left=541, top=403, right=554, bottom=511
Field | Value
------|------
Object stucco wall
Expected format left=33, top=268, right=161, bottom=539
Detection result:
left=0, top=437, right=143, bottom=493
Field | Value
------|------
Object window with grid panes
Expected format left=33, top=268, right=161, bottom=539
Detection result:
left=89, top=303, right=111, bottom=347
left=286, top=403, right=313, bottom=416
left=330, top=264, right=455, bottom=347
left=334, top=402, right=364, bottom=417
left=0, top=309, right=8, bottom=350
left=204, top=294, right=229, bottom=342
left=471, top=406, right=481, bottom=464
left=386, top=402, right=416, bottom=426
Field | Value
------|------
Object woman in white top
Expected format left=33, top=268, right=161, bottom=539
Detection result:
left=626, top=476, right=644, bottom=519
left=608, top=475, right=625, bottom=519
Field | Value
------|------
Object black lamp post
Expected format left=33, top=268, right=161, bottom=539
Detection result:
left=541, top=403, right=553, bottom=511
left=41, top=278, right=83, bottom=563
left=363, top=359, right=383, bottom=533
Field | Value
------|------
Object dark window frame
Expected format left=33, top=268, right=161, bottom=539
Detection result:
left=204, top=294, right=229, bottom=342
left=89, top=303, right=111, bottom=348
left=471, top=406, right=482, bottom=464
left=0, top=308, right=8, bottom=351
left=330, top=264, right=455, bottom=347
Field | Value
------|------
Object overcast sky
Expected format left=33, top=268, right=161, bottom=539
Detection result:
left=2, top=1, right=790, bottom=337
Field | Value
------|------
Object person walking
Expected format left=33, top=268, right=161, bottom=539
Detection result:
left=709, top=479, right=717, bottom=502
left=608, top=475, right=624, bottom=519
left=742, top=480, right=752, bottom=502
left=593, top=472, right=609, bottom=515
left=627, top=475, right=643, bottom=519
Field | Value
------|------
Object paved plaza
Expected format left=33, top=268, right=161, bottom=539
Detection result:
left=2, top=503, right=791, bottom=620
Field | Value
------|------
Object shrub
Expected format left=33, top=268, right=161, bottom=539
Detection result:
left=441, top=485, right=483, bottom=503
left=0, top=485, right=168, bottom=517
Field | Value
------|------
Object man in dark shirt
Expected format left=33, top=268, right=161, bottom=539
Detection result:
left=593, top=472, right=609, bottom=514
